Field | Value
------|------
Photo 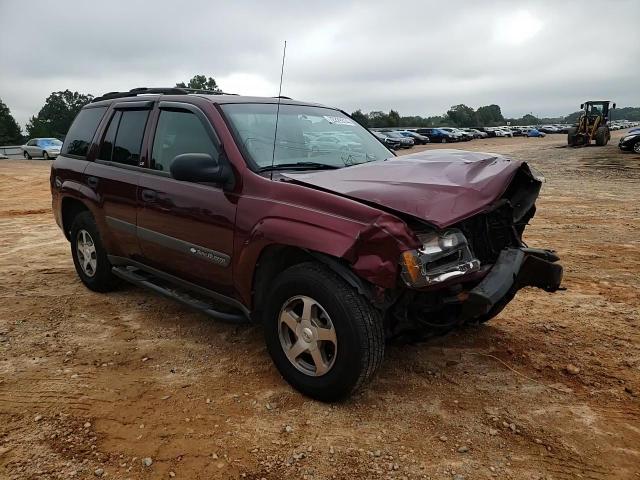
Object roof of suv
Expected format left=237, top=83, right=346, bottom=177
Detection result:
left=88, top=88, right=328, bottom=109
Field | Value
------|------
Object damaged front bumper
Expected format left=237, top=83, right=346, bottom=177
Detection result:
left=461, top=247, right=563, bottom=319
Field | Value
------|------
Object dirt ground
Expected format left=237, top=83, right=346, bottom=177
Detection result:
left=1, top=131, right=639, bottom=480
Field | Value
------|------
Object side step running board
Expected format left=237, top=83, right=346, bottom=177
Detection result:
left=112, top=266, right=249, bottom=324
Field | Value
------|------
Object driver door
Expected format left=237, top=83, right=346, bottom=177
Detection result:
left=136, top=102, right=237, bottom=297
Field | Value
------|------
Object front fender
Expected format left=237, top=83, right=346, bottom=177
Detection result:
left=234, top=212, right=420, bottom=307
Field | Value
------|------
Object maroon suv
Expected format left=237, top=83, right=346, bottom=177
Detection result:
left=51, top=87, right=562, bottom=401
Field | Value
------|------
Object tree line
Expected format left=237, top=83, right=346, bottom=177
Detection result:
left=350, top=104, right=640, bottom=129
left=1, top=75, right=639, bottom=145
left=0, top=75, right=220, bottom=145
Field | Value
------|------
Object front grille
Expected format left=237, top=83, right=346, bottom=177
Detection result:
left=457, top=202, right=518, bottom=265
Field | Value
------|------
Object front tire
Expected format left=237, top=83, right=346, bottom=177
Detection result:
left=70, top=211, right=119, bottom=292
left=264, top=262, right=384, bottom=401
left=24, top=151, right=32, bottom=159
left=594, top=126, right=608, bottom=146
left=43, top=151, right=50, bottom=160
left=634, top=141, right=640, bottom=154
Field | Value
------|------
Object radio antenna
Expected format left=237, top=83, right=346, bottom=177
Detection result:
left=270, top=40, right=287, bottom=181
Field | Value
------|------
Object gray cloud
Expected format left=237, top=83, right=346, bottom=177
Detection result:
left=1, top=0, right=638, bottom=127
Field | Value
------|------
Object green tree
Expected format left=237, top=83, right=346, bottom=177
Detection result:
left=176, top=74, right=222, bottom=92
left=350, top=109, right=369, bottom=127
left=387, top=109, right=400, bottom=127
left=446, top=104, right=477, bottom=127
left=367, top=111, right=390, bottom=128
left=0, top=99, right=23, bottom=144
left=26, top=90, right=93, bottom=139
left=476, top=104, right=505, bottom=126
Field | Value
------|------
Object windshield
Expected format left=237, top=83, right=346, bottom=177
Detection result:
left=40, top=138, right=62, bottom=146
left=221, top=103, right=392, bottom=170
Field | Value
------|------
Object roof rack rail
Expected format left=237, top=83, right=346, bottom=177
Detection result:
left=91, top=87, right=237, bottom=103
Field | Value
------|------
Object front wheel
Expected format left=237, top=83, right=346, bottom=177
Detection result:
left=594, top=126, right=608, bottom=146
left=24, top=151, right=32, bottom=159
left=43, top=151, right=50, bottom=160
left=634, top=141, right=640, bottom=154
left=264, top=262, right=384, bottom=401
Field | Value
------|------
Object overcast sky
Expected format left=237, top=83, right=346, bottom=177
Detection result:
left=1, top=0, right=638, bottom=127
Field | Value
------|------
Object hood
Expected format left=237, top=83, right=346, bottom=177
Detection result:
left=283, top=149, right=523, bottom=228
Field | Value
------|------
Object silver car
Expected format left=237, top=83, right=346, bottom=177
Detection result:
left=22, top=138, right=63, bottom=159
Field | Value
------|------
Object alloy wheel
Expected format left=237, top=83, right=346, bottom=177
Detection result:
left=278, top=295, right=337, bottom=377
left=76, top=229, right=97, bottom=277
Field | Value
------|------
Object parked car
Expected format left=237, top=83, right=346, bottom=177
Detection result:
left=380, top=131, right=414, bottom=148
left=372, top=131, right=402, bottom=150
left=51, top=87, right=562, bottom=401
left=22, top=138, right=63, bottom=159
left=628, top=128, right=640, bottom=135
left=439, top=128, right=471, bottom=141
left=462, top=128, right=488, bottom=139
left=397, top=130, right=430, bottom=145
left=416, top=128, right=456, bottom=143
left=487, top=127, right=506, bottom=138
left=619, top=132, right=640, bottom=153
left=539, top=125, right=561, bottom=134
left=523, top=128, right=546, bottom=138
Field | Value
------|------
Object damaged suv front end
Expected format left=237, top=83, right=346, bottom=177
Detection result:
left=392, top=162, right=562, bottom=334
left=284, top=151, right=562, bottom=336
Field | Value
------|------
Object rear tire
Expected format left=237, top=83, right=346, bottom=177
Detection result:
left=43, top=151, right=50, bottom=160
left=634, top=141, right=640, bottom=154
left=567, top=127, right=578, bottom=146
left=70, top=211, right=119, bottom=292
left=264, top=262, right=384, bottom=401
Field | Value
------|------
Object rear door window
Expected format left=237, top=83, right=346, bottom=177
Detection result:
left=111, top=110, right=149, bottom=166
left=98, top=111, right=122, bottom=161
left=62, top=107, right=107, bottom=157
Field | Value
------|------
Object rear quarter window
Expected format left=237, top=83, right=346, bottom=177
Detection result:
left=62, top=107, right=107, bottom=158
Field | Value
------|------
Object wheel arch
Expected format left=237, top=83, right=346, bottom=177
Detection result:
left=250, top=244, right=376, bottom=323
left=61, top=197, right=91, bottom=241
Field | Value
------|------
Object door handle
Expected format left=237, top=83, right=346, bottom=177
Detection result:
left=141, top=189, right=157, bottom=202
left=87, top=176, right=99, bottom=189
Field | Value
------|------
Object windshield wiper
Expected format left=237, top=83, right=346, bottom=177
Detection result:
left=258, top=162, right=341, bottom=172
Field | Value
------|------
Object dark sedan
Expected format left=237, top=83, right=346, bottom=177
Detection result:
left=372, top=131, right=401, bottom=150
left=415, top=128, right=456, bottom=143
left=397, top=130, right=430, bottom=145
left=619, top=132, right=640, bottom=153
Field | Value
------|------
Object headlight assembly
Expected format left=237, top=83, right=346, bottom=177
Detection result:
left=400, top=229, right=480, bottom=288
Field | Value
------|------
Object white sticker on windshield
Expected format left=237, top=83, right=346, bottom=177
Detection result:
left=323, top=115, right=356, bottom=126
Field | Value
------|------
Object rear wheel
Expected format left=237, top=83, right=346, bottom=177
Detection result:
left=70, top=211, right=119, bottom=292
left=567, top=127, right=578, bottom=146
left=264, top=262, right=384, bottom=401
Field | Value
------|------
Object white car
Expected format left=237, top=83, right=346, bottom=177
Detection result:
left=22, top=138, right=63, bottom=159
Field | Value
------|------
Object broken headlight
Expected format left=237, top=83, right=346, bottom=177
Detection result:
left=400, top=229, right=481, bottom=287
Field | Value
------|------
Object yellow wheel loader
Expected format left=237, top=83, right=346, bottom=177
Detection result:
left=567, top=100, right=616, bottom=146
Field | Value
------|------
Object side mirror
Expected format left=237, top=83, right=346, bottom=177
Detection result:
left=580, top=103, right=584, bottom=110
left=170, top=153, right=231, bottom=185
left=612, top=103, right=616, bottom=109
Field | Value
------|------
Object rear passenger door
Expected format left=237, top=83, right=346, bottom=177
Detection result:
left=85, top=102, right=153, bottom=260
left=136, top=101, right=237, bottom=296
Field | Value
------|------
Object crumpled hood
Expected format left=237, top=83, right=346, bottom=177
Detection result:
left=283, top=149, right=524, bottom=228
